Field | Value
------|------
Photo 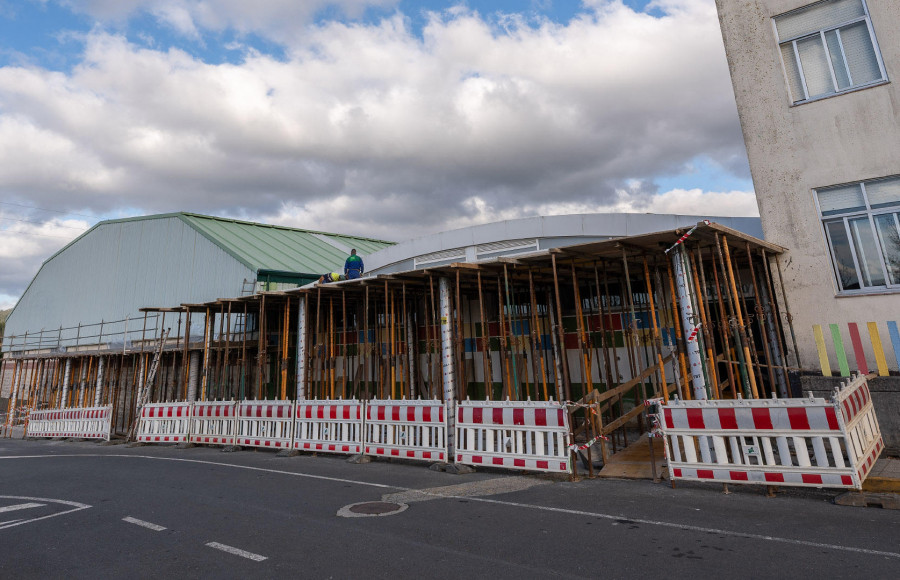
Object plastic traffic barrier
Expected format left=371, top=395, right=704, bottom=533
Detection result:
left=656, top=374, right=883, bottom=489
left=293, top=399, right=363, bottom=455
left=27, top=406, right=112, bottom=440
left=136, top=402, right=193, bottom=443
left=191, top=401, right=237, bottom=445
left=236, top=400, right=294, bottom=449
left=455, top=399, right=571, bottom=474
left=364, top=399, right=448, bottom=462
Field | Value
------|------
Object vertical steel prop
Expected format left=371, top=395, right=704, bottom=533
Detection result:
left=670, top=245, right=708, bottom=399
left=439, top=276, right=457, bottom=457
left=297, top=295, right=308, bottom=400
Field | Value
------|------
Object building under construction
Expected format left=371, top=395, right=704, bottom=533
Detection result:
left=2, top=214, right=799, bottom=468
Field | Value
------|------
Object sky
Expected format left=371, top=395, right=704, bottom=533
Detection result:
left=0, top=0, right=757, bottom=310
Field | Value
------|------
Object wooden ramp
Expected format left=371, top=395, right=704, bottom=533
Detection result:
left=598, top=434, right=667, bottom=480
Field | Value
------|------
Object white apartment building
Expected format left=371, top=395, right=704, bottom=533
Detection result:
left=715, top=0, right=900, bottom=372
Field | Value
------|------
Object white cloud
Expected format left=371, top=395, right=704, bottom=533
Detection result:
left=0, top=215, right=89, bottom=298
left=0, top=0, right=754, bottom=298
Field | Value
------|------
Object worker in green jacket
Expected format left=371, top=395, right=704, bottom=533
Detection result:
left=344, top=249, right=364, bottom=279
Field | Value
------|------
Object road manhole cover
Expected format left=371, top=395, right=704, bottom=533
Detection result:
left=337, top=501, right=408, bottom=518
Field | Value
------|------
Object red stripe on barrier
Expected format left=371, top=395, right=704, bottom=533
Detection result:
left=406, top=407, right=415, bottom=422
left=825, top=407, right=839, bottom=430
left=664, top=408, right=673, bottom=429
left=423, top=407, right=432, bottom=423
left=378, top=406, right=385, bottom=421
left=729, top=471, right=749, bottom=481
left=513, top=408, right=524, bottom=425
left=787, top=407, right=811, bottom=430
left=439, top=406, right=445, bottom=422
left=764, top=472, right=784, bottom=483
left=473, top=407, right=483, bottom=424
left=492, top=458, right=504, bottom=465
left=536, top=460, right=548, bottom=469
left=493, top=408, right=504, bottom=425
left=392, top=406, right=400, bottom=422
left=472, top=456, right=483, bottom=464
left=841, top=475, right=853, bottom=486
left=752, top=408, right=773, bottom=430
left=514, top=458, right=526, bottom=467
left=534, top=408, right=547, bottom=427
left=697, top=469, right=714, bottom=479
left=718, top=408, right=738, bottom=430
left=686, top=409, right=705, bottom=429
left=673, top=468, right=682, bottom=477
left=801, top=474, right=823, bottom=485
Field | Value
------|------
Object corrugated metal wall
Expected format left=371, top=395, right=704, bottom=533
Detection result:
left=5, top=216, right=255, bottom=350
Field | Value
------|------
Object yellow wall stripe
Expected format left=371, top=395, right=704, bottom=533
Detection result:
left=813, top=324, right=831, bottom=377
left=868, top=322, right=889, bottom=377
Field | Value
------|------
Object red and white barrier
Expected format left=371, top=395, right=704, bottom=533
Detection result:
left=834, top=374, right=884, bottom=484
left=136, top=402, right=192, bottom=443
left=293, top=400, right=363, bottom=455
left=364, top=399, right=448, bottom=462
left=236, top=400, right=294, bottom=449
left=27, top=406, right=112, bottom=441
left=657, top=374, right=883, bottom=489
left=191, top=401, right=237, bottom=445
left=455, top=400, right=571, bottom=474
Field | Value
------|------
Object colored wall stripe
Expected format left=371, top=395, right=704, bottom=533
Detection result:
left=829, top=323, right=850, bottom=377
left=888, top=321, right=900, bottom=373
left=867, top=322, right=889, bottom=377
left=812, top=324, right=831, bottom=377
left=847, top=323, right=869, bottom=375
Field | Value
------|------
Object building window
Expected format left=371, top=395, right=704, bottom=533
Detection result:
left=817, top=176, right=900, bottom=293
left=775, top=0, right=887, bottom=105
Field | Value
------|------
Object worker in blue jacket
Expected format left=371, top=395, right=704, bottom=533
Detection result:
left=344, top=249, right=364, bottom=279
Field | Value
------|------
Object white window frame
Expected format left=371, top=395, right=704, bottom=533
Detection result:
left=814, top=178, right=900, bottom=295
left=774, top=0, right=888, bottom=105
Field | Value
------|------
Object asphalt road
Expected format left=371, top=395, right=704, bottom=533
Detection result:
left=1, top=438, right=898, bottom=579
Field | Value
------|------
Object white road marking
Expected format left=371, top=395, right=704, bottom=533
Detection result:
left=2, top=454, right=898, bottom=560
left=206, top=542, right=268, bottom=562
left=0, top=495, right=91, bottom=530
left=122, top=516, right=166, bottom=531
left=0, top=502, right=45, bottom=513
left=0, top=454, right=400, bottom=490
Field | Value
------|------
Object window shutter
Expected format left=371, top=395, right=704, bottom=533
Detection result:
left=865, top=177, right=900, bottom=208
left=781, top=44, right=806, bottom=101
left=797, top=36, right=835, bottom=98
left=824, top=30, right=851, bottom=89
left=839, top=21, right=882, bottom=85
left=817, top=183, right=865, bottom=214
left=775, top=0, right=865, bottom=41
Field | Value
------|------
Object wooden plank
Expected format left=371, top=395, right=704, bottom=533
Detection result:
left=867, top=322, right=889, bottom=377
left=594, top=354, right=673, bottom=405
left=829, top=323, right=850, bottom=377
left=847, top=322, right=869, bottom=375
left=601, top=382, right=676, bottom=435
left=813, top=324, right=831, bottom=377
left=888, top=321, right=900, bottom=373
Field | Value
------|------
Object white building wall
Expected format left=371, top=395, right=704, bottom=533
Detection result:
left=715, top=0, right=900, bottom=370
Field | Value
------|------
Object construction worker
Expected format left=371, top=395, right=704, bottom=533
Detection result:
left=344, top=249, right=364, bottom=279
left=318, top=272, right=345, bottom=284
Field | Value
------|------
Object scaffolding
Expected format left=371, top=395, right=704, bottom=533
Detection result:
left=2, top=222, right=798, bottom=465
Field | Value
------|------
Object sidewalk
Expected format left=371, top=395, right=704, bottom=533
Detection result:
left=863, top=456, right=900, bottom=493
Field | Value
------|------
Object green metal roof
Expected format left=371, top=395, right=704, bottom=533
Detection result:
left=175, top=212, right=394, bottom=275
left=34, top=211, right=394, bottom=278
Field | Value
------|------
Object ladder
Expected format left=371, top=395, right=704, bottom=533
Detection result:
left=126, top=329, right=170, bottom=441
